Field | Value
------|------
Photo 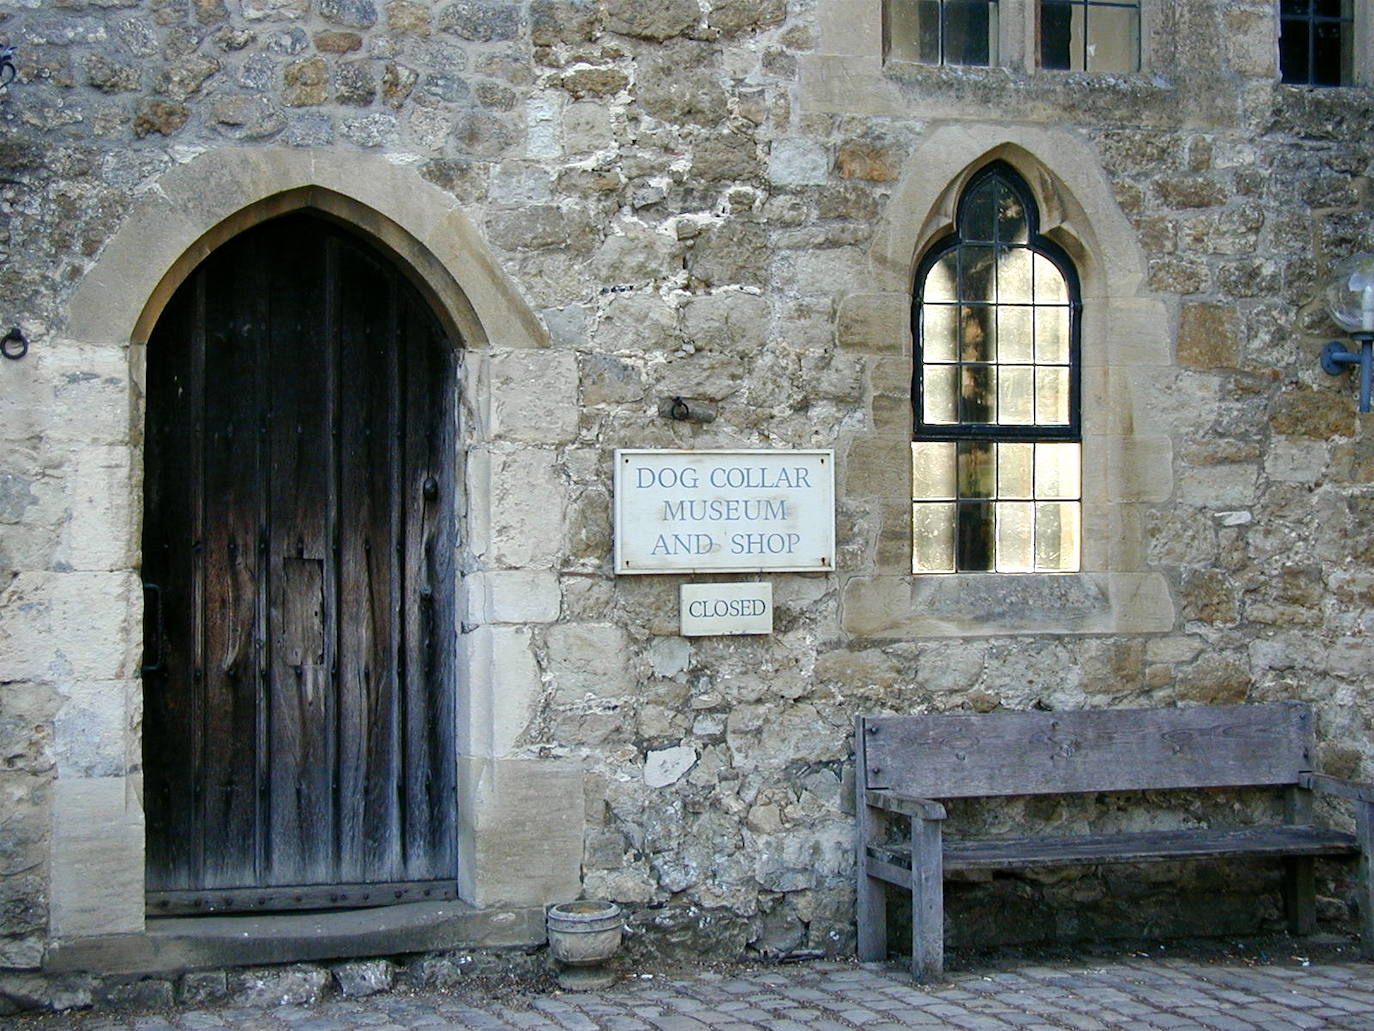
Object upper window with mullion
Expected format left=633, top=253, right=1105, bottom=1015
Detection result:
left=888, top=0, right=1000, bottom=66
left=1280, top=0, right=1354, bottom=86
left=911, top=164, right=1083, bottom=574
left=1039, top=0, right=1141, bottom=72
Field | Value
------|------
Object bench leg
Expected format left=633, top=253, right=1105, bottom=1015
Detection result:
left=856, top=797, right=887, bottom=962
left=1282, top=857, right=1316, bottom=936
left=1282, top=786, right=1317, bottom=936
left=910, top=816, right=944, bottom=982
left=1357, top=802, right=1374, bottom=959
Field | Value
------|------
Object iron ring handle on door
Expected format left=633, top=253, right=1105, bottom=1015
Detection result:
left=142, top=583, right=165, bottom=673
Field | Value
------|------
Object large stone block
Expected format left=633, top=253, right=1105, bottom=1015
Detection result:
left=843, top=435, right=909, bottom=499
left=49, top=777, right=143, bottom=938
left=1177, top=303, right=1241, bottom=369
left=546, top=623, right=635, bottom=701
left=0, top=572, right=140, bottom=682
left=0, top=344, right=132, bottom=446
left=464, top=569, right=561, bottom=625
left=58, top=446, right=138, bottom=572
left=768, top=139, right=829, bottom=186
left=489, top=349, right=579, bottom=445
left=457, top=625, right=540, bottom=758
left=487, top=448, right=565, bottom=568
left=681, top=291, right=770, bottom=355
left=457, top=757, right=583, bottom=906
left=836, top=293, right=907, bottom=354
left=54, top=679, right=135, bottom=780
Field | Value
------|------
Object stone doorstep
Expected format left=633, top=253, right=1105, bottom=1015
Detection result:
left=42, top=901, right=547, bottom=977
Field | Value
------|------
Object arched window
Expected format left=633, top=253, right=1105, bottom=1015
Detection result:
left=911, top=162, right=1082, bottom=573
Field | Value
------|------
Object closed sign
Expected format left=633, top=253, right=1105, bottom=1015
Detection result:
left=680, top=583, right=773, bottom=637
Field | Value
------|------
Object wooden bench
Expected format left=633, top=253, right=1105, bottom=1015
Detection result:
left=854, top=702, right=1374, bottom=981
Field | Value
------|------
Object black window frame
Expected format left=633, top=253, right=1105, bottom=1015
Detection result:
left=911, top=161, right=1083, bottom=446
left=887, top=0, right=1001, bottom=67
left=1279, top=0, right=1355, bottom=87
left=1038, top=0, right=1142, bottom=73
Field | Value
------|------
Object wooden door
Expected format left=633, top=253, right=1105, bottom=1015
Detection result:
left=142, top=213, right=458, bottom=913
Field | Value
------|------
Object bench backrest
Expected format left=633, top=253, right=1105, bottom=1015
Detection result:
left=858, top=702, right=1313, bottom=799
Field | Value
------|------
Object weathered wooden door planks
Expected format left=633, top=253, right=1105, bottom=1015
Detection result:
left=142, top=213, right=458, bottom=913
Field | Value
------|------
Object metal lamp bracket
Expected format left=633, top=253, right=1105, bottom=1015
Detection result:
left=1321, top=333, right=1374, bottom=413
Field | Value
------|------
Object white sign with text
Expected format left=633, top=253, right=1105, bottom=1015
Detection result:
left=614, top=449, right=835, bottom=574
left=680, top=582, right=773, bottom=636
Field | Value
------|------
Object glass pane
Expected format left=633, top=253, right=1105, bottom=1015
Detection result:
left=1313, top=0, right=1349, bottom=17
left=922, top=303, right=959, bottom=362
left=912, top=442, right=957, bottom=500
left=998, top=247, right=1034, bottom=303
left=1281, top=0, right=1311, bottom=14
left=998, top=365, right=1035, bottom=424
left=962, top=180, right=998, bottom=243
left=1034, top=252, right=1069, bottom=304
left=923, top=363, right=959, bottom=423
left=960, top=246, right=997, bottom=303
left=959, top=364, right=995, bottom=422
left=1280, top=18, right=1311, bottom=83
left=1034, top=442, right=1081, bottom=499
left=957, top=501, right=996, bottom=570
left=957, top=441, right=996, bottom=498
left=998, top=442, right=1034, bottom=498
left=1035, top=501, right=1080, bottom=571
left=945, top=0, right=997, bottom=66
left=1085, top=3, right=1139, bottom=73
left=924, top=252, right=959, bottom=303
left=995, top=184, right=1028, bottom=244
left=997, top=305, right=1034, bottom=363
left=888, top=0, right=943, bottom=63
left=1040, top=0, right=1074, bottom=68
left=960, top=304, right=995, bottom=362
left=1035, top=306, right=1070, bottom=364
left=996, top=502, right=1035, bottom=571
left=1312, top=19, right=1349, bottom=85
left=1035, top=365, right=1070, bottom=424
left=913, top=502, right=956, bottom=572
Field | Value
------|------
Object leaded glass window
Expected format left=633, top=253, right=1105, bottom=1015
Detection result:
left=888, top=0, right=1000, bottom=66
left=1280, top=0, right=1354, bottom=86
left=912, top=164, right=1082, bottom=574
left=1039, top=0, right=1140, bottom=72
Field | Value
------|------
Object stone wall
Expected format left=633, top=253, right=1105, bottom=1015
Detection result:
left=2, top=0, right=1374, bottom=973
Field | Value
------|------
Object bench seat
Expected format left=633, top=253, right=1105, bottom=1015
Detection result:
left=868, top=824, right=1358, bottom=875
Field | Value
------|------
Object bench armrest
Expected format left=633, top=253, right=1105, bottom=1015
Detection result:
left=1301, top=772, right=1374, bottom=805
left=865, top=790, right=946, bottom=821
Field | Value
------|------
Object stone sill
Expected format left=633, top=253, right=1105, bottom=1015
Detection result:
left=43, top=901, right=546, bottom=978
left=842, top=571, right=1175, bottom=637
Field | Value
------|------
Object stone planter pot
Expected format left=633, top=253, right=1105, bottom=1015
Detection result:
left=546, top=900, right=623, bottom=990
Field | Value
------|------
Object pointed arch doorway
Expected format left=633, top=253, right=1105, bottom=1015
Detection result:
left=141, top=211, right=459, bottom=913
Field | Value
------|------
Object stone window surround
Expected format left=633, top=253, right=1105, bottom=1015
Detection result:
left=881, top=0, right=1152, bottom=74
left=45, top=148, right=585, bottom=955
left=838, top=125, right=1176, bottom=638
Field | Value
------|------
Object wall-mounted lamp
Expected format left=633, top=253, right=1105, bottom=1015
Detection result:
left=1321, top=253, right=1374, bottom=413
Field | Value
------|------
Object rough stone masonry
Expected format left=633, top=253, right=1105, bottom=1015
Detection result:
left=2, top=0, right=1374, bottom=998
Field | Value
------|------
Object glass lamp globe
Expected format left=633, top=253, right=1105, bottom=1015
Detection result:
left=1325, top=252, right=1374, bottom=335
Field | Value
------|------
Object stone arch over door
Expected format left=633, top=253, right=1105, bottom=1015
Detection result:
left=52, top=149, right=583, bottom=947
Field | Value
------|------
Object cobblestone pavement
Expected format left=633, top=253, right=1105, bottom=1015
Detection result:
left=12, top=959, right=1374, bottom=1031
